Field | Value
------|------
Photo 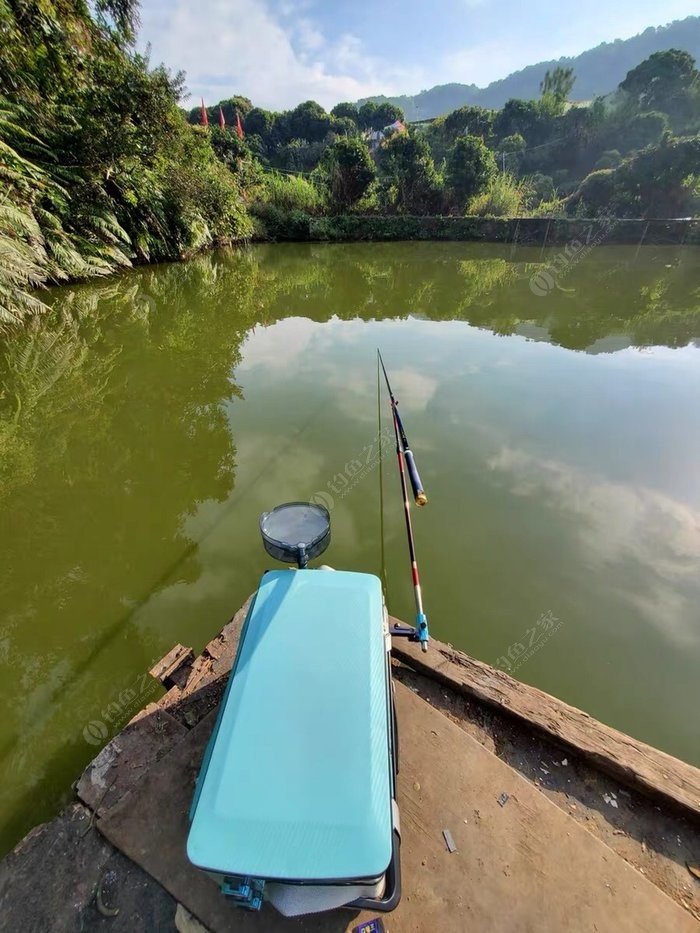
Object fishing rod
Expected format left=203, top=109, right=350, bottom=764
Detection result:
left=378, top=350, right=429, bottom=652
left=378, top=352, right=427, bottom=507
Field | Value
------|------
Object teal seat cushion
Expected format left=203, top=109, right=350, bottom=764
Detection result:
left=187, top=569, right=393, bottom=882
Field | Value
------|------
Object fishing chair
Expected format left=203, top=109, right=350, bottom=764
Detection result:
left=187, top=504, right=401, bottom=917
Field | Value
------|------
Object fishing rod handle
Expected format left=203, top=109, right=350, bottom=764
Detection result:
left=404, top=449, right=427, bottom=506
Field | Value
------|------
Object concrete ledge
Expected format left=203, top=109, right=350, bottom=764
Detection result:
left=253, top=211, right=700, bottom=246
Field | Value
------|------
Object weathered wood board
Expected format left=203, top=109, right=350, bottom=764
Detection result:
left=392, top=630, right=700, bottom=821
left=77, top=703, right=187, bottom=816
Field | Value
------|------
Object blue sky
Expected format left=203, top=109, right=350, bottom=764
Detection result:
left=137, top=0, right=699, bottom=110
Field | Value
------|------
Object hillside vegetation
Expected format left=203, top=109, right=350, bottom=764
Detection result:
left=0, top=0, right=251, bottom=328
left=193, top=53, right=700, bottom=222
left=358, top=16, right=700, bottom=119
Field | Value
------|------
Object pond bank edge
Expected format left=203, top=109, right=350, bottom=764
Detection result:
left=253, top=213, right=700, bottom=246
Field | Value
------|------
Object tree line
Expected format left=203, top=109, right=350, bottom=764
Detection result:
left=201, top=53, right=698, bottom=220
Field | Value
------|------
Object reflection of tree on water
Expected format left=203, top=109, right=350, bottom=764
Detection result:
left=0, top=260, right=251, bottom=850
left=205, top=242, right=700, bottom=352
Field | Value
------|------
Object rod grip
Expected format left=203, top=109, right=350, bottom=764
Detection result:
left=404, top=450, right=427, bottom=506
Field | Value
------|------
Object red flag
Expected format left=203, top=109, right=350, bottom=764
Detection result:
left=200, top=98, right=209, bottom=127
left=218, top=106, right=225, bottom=129
left=236, top=112, right=244, bottom=140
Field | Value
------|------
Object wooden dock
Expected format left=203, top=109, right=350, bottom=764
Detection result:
left=1, top=598, right=699, bottom=931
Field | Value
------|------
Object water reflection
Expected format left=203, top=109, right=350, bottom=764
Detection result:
left=0, top=265, right=246, bottom=849
left=0, top=241, right=698, bottom=853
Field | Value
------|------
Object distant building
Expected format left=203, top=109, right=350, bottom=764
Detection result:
left=365, top=120, right=407, bottom=153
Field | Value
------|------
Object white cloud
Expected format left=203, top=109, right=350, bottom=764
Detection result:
left=295, top=18, right=324, bottom=55
left=139, top=0, right=423, bottom=110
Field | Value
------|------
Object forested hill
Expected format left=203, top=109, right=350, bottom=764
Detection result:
left=358, top=16, right=700, bottom=120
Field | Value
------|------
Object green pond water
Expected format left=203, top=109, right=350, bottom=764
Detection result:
left=1, top=240, right=699, bottom=854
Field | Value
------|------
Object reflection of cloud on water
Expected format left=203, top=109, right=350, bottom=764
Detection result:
left=239, top=316, right=370, bottom=375
left=238, top=316, right=443, bottom=425
left=488, top=446, right=700, bottom=645
left=387, top=369, right=438, bottom=412
left=238, top=317, right=322, bottom=372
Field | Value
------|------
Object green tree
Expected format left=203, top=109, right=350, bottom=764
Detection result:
left=620, top=50, right=698, bottom=119
left=246, top=107, right=276, bottom=138
left=210, top=127, right=250, bottom=172
left=567, top=169, right=617, bottom=214
left=357, top=101, right=378, bottom=129
left=220, top=95, right=253, bottom=121
left=442, top=105, right=494, bottom=141
left=528, top=172, right=556, bottom=204
left=540, top=67, right=576, bottom=112
left=289, top=100, right=332, bottom=142
left=378, top=132, right=443, bottom=213
left=624, top=111, right=669, bottom=151
left=331, top=102, right=359, bottom=123
left=186, top=96, right=253, bottom=127
left=498, top=132, right=527, bottom=171
left=373, top=102, right=405, bottom=127
left=94, top=0, right=141, bottom=44
left=569, top=135, right=700, bottom=217
left=494, top=99, right=548, bottom=145
left=0, top=0, right=252, bottom=326
left=616, top=133, right=700, bottom=215
left=330, top=116, right=358, bottom=137
left=467, top=172, right=531, bottom=217
left=445, top=135, right=496, bottom=207
left=357, top=100, right=404, bottom=130
left=594, top=149, right=622, bottom=170
left=319, top=137, right=375, bottom=212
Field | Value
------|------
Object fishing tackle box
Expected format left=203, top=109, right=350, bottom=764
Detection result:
left=186, top=568, right=401, bottom=917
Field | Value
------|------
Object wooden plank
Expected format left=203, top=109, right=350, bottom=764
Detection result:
left=150, top=644, right=194, bottom=689
left=392, top=629, right=700, bottom=821
left=154, top=596, right=254, bottom=731
left=77, top=703, right=187, bottom=817
left=96, top=684, right=697, bottom=932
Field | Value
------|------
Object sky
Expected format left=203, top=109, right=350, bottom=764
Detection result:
left=137, top=0, right=699, bottom=110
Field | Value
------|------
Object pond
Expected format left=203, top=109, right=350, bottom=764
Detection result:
left=1, top=240, right=699, bottom=854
